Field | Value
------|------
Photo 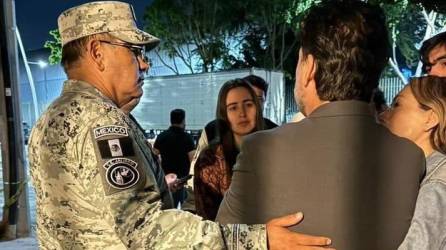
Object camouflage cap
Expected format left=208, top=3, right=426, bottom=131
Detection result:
left=58, top=1, right=160, bottom=50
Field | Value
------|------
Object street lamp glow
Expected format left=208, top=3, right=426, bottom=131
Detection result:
left=28, top=60, right=48, bottom=68
left=37, top=60, right=48, bottom=68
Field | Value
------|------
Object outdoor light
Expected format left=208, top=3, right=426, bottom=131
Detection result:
left=28, top=60, right=48, bottom=68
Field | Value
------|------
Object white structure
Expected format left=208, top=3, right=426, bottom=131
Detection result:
left=20, top=48, right=285, bottom=131
left=132, top=68, right=285, bottom=130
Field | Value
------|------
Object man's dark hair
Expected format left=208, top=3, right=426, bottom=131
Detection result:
left=372, top=88, right=387, bottom=114
left=243, top=75, right=268, bottom=96
left=300, top=0, right=390, bottom=102
left=420, top=32, right=446, bottom=73
left=170, top=109, right=185, bottom=124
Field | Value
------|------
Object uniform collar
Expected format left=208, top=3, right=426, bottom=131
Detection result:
left=62, top=79, right=117, bottom=108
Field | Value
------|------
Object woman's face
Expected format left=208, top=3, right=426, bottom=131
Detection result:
left=225, top=87, right=257, bottom=137
left=379, top=86, right=430, bottom=145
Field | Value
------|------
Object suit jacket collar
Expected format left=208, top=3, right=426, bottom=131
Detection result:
left=308, top=100, right=374, bottom=118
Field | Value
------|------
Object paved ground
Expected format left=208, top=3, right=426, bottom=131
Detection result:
left=0, top=236, right=38, bottom=249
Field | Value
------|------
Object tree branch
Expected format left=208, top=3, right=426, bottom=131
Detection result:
left=389, top=58, right=408, bottom=84
left=155, top=50, right=179, bottom=75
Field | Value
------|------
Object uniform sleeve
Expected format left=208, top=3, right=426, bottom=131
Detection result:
left=84, top=112, right=267, bottom=249
left=398, top=182, right=446, bottom=250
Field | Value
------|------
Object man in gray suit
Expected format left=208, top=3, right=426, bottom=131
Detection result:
left=216, top=1, right=425, bottom=249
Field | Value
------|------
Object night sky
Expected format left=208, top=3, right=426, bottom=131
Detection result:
left=15, top=0, right=153, bottom=50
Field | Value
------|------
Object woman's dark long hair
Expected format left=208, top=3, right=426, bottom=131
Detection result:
left=199, top=78, right=264, bottom=170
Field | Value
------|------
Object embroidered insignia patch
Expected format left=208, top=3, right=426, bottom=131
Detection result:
left=103, top=158, right=139, bottom=189
left=97, top=137, right=134, bottom=158
left=94, top=125, right=128, bottom=139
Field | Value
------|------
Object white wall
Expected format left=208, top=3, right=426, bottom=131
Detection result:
left=132, top=68, right=285, bottom=130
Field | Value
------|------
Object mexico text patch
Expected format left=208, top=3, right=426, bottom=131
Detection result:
left=103, top=158, right=139, bottom=190
left=94, top=125, right=128, bottom=139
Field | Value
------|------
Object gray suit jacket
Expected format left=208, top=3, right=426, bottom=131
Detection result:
left=216, top=101, right=425, bottom=250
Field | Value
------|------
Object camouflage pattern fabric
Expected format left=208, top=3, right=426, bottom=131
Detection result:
left=58, top=1, right=160, bottom=48
left=29, top=79, right=267, bottom=249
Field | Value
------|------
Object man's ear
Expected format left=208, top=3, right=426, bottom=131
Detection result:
left=425, top=109, right=439, bottom=131
left=87, top=39, right=105, bottom=71
left=304, top=54, right=316, bottom=88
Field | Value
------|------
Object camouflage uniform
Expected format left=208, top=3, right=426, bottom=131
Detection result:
left=30, top=2, right=267, bottom=249
left=29, top=79, right=267, bottom=249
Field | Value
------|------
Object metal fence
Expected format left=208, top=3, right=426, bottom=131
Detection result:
left=378, top=77, right=405, bottom=105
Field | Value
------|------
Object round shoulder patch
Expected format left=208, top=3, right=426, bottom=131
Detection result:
left=103, top=158, right=139, bottom=190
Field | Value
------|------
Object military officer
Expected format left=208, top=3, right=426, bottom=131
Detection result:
left=28, top=1, right=333, bottom=249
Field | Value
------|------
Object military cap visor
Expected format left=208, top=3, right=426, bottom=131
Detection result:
left=109, top=29, right=160, bottom=51
left=58, top=1, right=160, bottom=50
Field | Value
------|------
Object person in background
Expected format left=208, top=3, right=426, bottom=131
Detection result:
left=194, top=79, right=264, bottom=220
left=122, top=100, right=181, bottom=191
left=154, top=109, right=195, bottom=207
left=241, top=75, right=278, bottom=129
left=183, top=74, right=277, bottom=212
left=420, top=31, right=446, bottom=77
left=194, top=75, right=277, bottom=166
left=380, top=76, right=446, bottom=250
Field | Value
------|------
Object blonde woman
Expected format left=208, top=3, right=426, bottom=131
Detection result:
left=380, top=75, right=446, bottom=249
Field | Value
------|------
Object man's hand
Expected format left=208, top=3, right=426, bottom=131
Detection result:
left=171, top=181, right=186, bottom=193
left=165, top=173, right=178, bottom=192
left=266, top=212, right=335, bottom=250
left=164, top=173, right=187, bottom=192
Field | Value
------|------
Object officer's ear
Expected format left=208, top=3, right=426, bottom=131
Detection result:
left=87, top=39, right=105, bottom=71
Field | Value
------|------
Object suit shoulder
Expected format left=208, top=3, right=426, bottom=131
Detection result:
left=378, top=125, right=424, bottom=158
left=243, top=123, right=295, bottom=146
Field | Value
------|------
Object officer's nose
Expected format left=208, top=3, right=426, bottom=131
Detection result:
left=138, top=56, right=150, bottom=73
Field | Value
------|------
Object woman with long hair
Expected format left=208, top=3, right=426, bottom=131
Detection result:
left=194, top=78, right=264, bottom=220
left=380, top=75, right=446, bottom=249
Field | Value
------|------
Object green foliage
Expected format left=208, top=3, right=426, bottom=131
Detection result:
left=395, top=5, right=425, bottom=68
left=376, top=0, right=422, bottom=69
left=43, top=0, right=446, bottom=77
left=370, top=0, right=446, bottom=74
left=227, top=0, right=300, bottom=78
left=144, top=0, right=243, bottom=73
left=411, top=0, right=446, bottom=13
left=144, top=0, right=302, bottom=77
left=43, top=29, right=62, bottom=65
left=286, top=0, right=320, bottom=28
